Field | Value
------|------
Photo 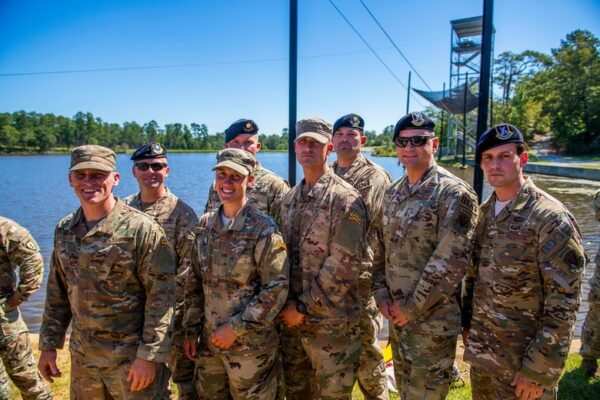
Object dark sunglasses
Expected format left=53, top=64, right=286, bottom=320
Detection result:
left=135, top=162, right=167, bottom=172
left=394, top=135, right=432, bottom=148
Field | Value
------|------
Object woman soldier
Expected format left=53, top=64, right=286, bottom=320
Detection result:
left=183, top=148, right=289, bottom=400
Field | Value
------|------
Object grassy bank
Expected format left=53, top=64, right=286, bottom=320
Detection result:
left=8, top=336, right=599, bottom=399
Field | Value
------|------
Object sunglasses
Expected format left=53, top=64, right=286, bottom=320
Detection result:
left=394, top=135, right=432, bottom=148
left=135, top=162, right=167, bottom=172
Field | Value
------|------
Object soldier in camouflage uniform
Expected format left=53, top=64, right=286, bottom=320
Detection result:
left=372, top=112, right=478, bottom=399
left=38, top=145, right=176, bottom=399
left=278, top=118, right=367, bottom=400
left=204, top=118, right=289, bottom=217
left=462, top=124, right=586, bottom=400
left=331, top=113, right=390, bottom=400
left=183, top=148, right=289, bottom=399
left=124, top=143, right=199, bottom=399
left=0, top=216, right=52, bottom=399
left=580, top=188, right=600, bottom=378
left=0, top=360, right=9, bottom=400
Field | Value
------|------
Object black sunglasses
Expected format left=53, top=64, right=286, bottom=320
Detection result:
left=135, top=162, right=167, bottom=172
left=394, top=135, right=432, bottom=148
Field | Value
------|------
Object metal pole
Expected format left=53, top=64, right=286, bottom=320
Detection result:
left=438, top=82, right=446, bottom=161
left=288, top=0, right=298, bottom=186
left=463, top=72, right=468, bottom=167
left=406, top=71, right=412, bottom=114
left=474, top=0, right=494, bottom=202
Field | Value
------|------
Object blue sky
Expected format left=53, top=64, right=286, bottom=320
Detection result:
left=1, top=0, right=599, bottom=135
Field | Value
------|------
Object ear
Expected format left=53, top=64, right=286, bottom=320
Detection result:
left=519, top=151, right=528, bottom=167
left=256, top=142, right=262, bottom=151
left=112, top=172, right=121, bottom=187
left=360, top=135, right=367, bottom=145
left=326, top=142, right=334, bottom=153
left=164, top=165, right=170, bottom=177
left=247, top=175, right=256, bottom=188
left=431, top=136, right=440, bottom=153
left=68, top=173, right=74, bottom=188
left=132, top=165, right=137, bottom=178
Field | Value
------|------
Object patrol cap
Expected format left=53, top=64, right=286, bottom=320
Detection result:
left=130, top=142, right=167, bottom=161
left=476, top=123, right=525, bottom=163
left=213, top=148, right=257, bottom=176
left=70, top=145, right=117, bottom=172
left=225, top=119, right=258, bottom=143
left=393, top=112, right=435, bottom=141
left=295, top=117, right=332, bottom=144
left=333, top=113, right=364, bottom=134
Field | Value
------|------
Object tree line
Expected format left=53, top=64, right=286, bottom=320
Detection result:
left=0, top=111, right=397, bottom=153
left=491, top=29, right=600, bottom=154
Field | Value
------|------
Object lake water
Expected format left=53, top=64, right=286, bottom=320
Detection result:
left=0, top=152, right=598, bottom=336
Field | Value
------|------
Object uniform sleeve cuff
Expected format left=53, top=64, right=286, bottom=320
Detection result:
left=229, top=314, right=248, bottom=337
left=136, top=345, right=170, bottom=363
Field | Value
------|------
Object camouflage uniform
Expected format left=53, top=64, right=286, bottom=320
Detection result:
left=462, top=178, right=585, bottom=399
left=0, top=216, right=52, bottom=400
left=0, top=360, right=9, bottom=400
left=581, top=189, right=600, bottom=362
left=332, top=154, right=390, bottom=400
left=124, top=190, right=199, bottom=399
left=39, top=199, right=176, bottom=399
left=277, top=168, right=367, bottom=400
left=373, top=164, right=478, bottom=399
left=205, top=164, right=289, bottom=217
left=183, top=203, right=289, bottom=399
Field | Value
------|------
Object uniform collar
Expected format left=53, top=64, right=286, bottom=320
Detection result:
left=332, top=153, right=368, bottom=175
left=490, top=177, right=536, bottom=221
left=68, top=197, right=127, bottom=236
left=212, top=202, right=251, bottom=232
left=296, top=167, right=335, bottom=202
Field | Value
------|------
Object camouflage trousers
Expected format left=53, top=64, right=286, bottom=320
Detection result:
left=70, top=348, right=170, bottom=399
left=390, top=307, right=459, bottom=400
left=581, top=262, right=600, bottom=360
left=281, top=321, right=361, bottom=400
left=356, top=301, right=388, bottom=400
left=170, top=332, right=197, bottom=400
left=470, top=367, right=557, bottom=400
left=193, top=342, right=281, bottom=400
left=0, top=358, right=10, bottom=400
left=0, top=309, right=52, bottom=400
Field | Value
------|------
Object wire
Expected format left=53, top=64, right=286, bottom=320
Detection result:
left=359, top=0, right=432, bottom=91
left=328, top=0, right=428, bottom=109
left=0, top=47, right=397, bottom=78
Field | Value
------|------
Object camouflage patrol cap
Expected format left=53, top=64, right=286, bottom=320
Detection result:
left=70, top=145, right=117, bottom=172
left=225, top=119, right=259, bottom=143
left=296, top=117, right=332, bottom=144
left=476, top=123, right=525, bottom=163
left=333, top=113, right=364, bottom=134
left=213, top=148, right=257, bottom=176
left=130, top=142, right=167, bottom=161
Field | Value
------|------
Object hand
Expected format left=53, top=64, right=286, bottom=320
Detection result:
left=461, top=328, right=469, bottom=347
left=389, top=301, right=409, bottom=326
left=210, top=324, right=238, bottom=350
left=378, top=300, right=393, bottom=320
left=6, top=294, right=21, bottom=309
left=127, top=358, right=156, bottom=392
left=512, top=373, right=544, bottom=400
left=280, top=303, right=305, bottom=328
left=38, top=350, right=61, bottom=382
left=183, top=337, right=198, bottom=361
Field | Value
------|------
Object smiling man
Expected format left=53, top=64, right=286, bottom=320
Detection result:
left=124, top=143, right=199, bottom=400
left=462, top=124, right=585, bottom=400
left=373, top=112, right=478, bottom=399
left=204, top=119, right=289, bottom=218
left=38, top=144, right=175, bottom=399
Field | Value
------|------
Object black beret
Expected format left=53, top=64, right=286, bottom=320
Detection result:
left=333, top=113, right=364, bottom=134
left=393, top=112, right=435, bottom=140
left=224, top=119, right=258, bottom=143
left=130, top=142, right=167, bottom=161
left=476, top=123, right=524, bottom=163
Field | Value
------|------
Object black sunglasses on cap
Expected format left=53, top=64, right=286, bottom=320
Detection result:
left=394, top=135, right=433, bottom=148
left=135, top=162, right=167, bottom=171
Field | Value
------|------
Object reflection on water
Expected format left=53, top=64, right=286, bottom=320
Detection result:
left=0, top=154, right=598, bottom=337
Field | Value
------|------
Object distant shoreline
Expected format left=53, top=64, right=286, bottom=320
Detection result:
left=0, top=148, right=289, bottom=156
